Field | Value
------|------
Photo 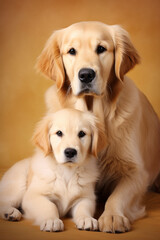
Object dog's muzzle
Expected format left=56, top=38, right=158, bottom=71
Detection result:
left=78, top=68, right=96, bottom=95
left=78, top=68, right=95, bottom=84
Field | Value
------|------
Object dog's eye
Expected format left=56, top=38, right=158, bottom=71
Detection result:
left=96, top=45, right=107, bottom=54
left=78, top=131, right=86, bottom=138
left=68, top=48, right=76, bottom=55
left=56, top=131, right=63, bottom=137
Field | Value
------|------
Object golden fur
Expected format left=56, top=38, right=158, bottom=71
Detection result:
left=36, top=21, right=160, bottom=233
left=0, top=109, right=106, bottom=232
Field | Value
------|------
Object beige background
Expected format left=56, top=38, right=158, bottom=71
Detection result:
left=0, top=0, right=160, bottom=168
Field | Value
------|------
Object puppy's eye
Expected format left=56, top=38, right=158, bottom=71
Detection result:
left=96, top=45, right=107, bottom=54
left=68, top=48, right=76, bottom=55
left=78, top=131, right=86, bottom=138
left=56, top=131, right=63, bottom=137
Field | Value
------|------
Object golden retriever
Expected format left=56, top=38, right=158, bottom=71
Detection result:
left=0, top=108, right=106, bottom=232
left=36, top=21, right=160, bottom=233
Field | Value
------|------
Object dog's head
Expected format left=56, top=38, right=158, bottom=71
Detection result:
left=33, top=108, right=106, bottom=165
left=36, top=21, right=140, bottom=100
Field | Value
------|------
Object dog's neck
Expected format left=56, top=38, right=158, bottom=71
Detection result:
left=84, top=96, right=94, bottom=111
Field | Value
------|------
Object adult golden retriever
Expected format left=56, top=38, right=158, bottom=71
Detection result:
left=0, top=109, right=105, bottom=231
left=37, top=21, right=160, bottom=233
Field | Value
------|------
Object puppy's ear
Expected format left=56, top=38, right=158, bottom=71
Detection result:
left=112, top=25, right=140, bottom=81
left=88, top=114, right=107, bottom=157
left=32, top=116, right=52, bottom=155
left=36, top=30, right=65, bottom=90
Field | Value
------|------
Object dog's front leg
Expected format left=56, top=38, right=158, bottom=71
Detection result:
left=98, top=170, right=148, bottom=233
left=22, top=191, right=64, bottom=232
left=72, top=198, right=98, bottom=231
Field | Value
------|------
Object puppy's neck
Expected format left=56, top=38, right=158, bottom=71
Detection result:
left=56, top=164, right=78, bottom=183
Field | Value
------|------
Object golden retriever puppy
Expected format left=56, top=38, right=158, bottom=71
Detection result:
left=0, top=108, right=106, bottom=232
left=36, top=21, right=160, bottom=233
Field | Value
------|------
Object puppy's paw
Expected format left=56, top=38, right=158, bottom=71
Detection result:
left=76, top=217, right=98, bottom=231
left=98, top=213, right=131, bottom=233
left=40, top=218, right=64, bottom=232
left=4, top=207, right=22, bottom=221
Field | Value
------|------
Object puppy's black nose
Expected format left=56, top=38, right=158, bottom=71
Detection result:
left=78, top=68, right=95, bottom=84
left=64, top=148, right=77, bottom=159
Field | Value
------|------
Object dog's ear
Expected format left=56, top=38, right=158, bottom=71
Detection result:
left=111, top=25, right=140, bottom=81
left=88, top=114, right=107, bottom=158
left=36, top=30, right=65, bottom=90
left=32, top=116, right=52, bottom=155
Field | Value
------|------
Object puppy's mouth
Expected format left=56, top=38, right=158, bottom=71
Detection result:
left=64, top=158, right=77, bottom=165
left=65, top=159, right=76, bottom=163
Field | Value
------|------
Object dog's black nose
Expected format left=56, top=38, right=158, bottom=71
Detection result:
left=64, top=148, right=77, bottom=159
left=78, top=68, right=95, bottom=84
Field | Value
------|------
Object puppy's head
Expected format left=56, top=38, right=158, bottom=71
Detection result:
left=36, top=21, right=140, bottom=100
left=33, top=109, right=106, bottom=165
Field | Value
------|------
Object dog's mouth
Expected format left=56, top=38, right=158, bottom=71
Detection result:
left=77, top=87, right=100, bottom=97
left=79, top=88, right=91, bottom=94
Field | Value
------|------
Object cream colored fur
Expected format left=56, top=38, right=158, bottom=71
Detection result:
left=0, top=109, right=106, bottom=232
left=36, top=21, right=160, bottom=233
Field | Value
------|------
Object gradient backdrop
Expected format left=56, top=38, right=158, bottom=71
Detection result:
left=0, top=0, right=160, bottom=168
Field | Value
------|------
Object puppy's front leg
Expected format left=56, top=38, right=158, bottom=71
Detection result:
left=22, top=191, right=64, bottom=232
left=72, top=198, right=98, bottom=231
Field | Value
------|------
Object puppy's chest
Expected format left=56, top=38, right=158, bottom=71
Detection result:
left=46, top=172, right=84, bottom=216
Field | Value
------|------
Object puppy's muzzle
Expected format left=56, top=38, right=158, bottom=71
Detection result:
left=64, top=148, right=77, bottom=162
left=78, top=68, right=95, bottom=84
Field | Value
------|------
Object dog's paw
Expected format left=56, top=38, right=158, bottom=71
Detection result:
left=40, top=218, right=64, bottom=232
left=76, top=217, right=98, bottom=231
left=4, top=207, right=22, bottom=221
left=98, top=213, right=131, bottom=233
